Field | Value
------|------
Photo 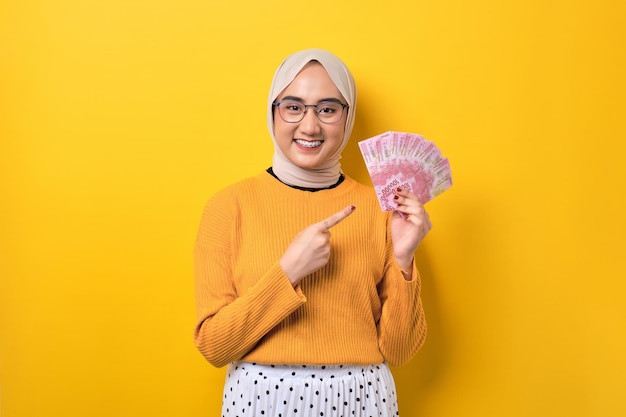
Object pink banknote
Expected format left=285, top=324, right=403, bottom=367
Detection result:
left=358, top=131, right=452, bottom=210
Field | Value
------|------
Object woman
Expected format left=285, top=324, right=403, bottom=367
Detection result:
left=194, top=48, right=431, bottom=417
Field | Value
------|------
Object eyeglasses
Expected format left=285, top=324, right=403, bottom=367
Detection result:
left=273, top=100, right=349, bottom=124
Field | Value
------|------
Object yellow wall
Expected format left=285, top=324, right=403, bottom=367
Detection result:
left=1, top=0, right=625, bottom=416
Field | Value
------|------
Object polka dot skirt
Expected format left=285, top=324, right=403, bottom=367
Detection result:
left=221, top=362, right=400, bottom=417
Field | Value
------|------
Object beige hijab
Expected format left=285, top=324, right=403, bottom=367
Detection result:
left=267, top=49, right=357, bottom=188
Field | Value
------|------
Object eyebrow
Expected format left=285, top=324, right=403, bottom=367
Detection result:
left=279, top=95, right=345, bottom=104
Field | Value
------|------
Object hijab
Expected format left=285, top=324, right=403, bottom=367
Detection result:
left=267, top=49, right=357, bottom=188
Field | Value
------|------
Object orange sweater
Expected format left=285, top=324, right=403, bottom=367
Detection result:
left=193, top=171, right=427, bottom=368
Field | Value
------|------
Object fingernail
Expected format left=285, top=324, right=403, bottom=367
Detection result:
left=396, top=187, right=403, bottom=192
left=350, top=205, right=356, bottom=211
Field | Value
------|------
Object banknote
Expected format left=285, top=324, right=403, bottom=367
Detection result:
left=358, top=131, right=452, bottom=210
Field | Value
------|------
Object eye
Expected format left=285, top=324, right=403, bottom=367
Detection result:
left=317, top=102, right=340, bottom=114
left=282, top=101, right=304, bottom=112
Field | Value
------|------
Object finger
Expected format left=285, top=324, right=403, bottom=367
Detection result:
left=394, top=187, right=423, bottom=205
left=394, top=196, right=424, bottom=213
left=321, top=205, right=356, bottom=230
left=396, top=201, right=429, bottom=223
left=406, top=210, right=432, bottom=230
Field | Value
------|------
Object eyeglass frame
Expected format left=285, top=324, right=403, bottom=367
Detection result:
left=272, top=99, right=349, bottom=124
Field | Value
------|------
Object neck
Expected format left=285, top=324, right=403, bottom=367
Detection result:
left=271, top=152, right=342, bottom=188
left=267, top=167, right=344, bottom=192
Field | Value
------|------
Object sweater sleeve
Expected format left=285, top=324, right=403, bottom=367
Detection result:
left=376, top=219, right=427, bottom=367
left=193, top=191, right=306, bottom=368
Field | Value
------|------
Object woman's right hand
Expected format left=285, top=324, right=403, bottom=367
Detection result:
left=280, top=205, right=356, bottom=286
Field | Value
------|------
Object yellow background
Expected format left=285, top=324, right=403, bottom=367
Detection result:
left=1, top=0, right=625, bottom=416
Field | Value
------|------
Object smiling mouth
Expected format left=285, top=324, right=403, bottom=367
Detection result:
left=294, top=139, right=323, bottom=148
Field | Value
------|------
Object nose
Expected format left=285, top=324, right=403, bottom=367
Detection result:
left=298, top=106, right=321, bottom=134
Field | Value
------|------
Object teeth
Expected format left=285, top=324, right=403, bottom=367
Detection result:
left=295, top=139, right=323, bottom=148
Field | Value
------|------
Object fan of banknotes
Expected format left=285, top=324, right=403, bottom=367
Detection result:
left=358, top=131, right=452, bottom=211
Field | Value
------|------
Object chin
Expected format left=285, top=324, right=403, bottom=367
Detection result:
left=287, top=155, right=325, bottom=170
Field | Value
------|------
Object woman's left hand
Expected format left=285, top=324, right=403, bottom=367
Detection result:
left=390, top=188, right=432, bottom=274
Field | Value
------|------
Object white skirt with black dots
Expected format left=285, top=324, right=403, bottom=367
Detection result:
left=221, top=362, right=399, bottom=417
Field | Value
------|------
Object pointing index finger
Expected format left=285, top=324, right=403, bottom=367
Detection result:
left=322, top=205, right=356, bottom=230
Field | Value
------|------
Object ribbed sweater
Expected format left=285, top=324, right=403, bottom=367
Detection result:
left=193, top=171, right=427, bottom=368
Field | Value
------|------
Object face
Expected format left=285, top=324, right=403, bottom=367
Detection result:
left=273, top=62, right=347, bottom=170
